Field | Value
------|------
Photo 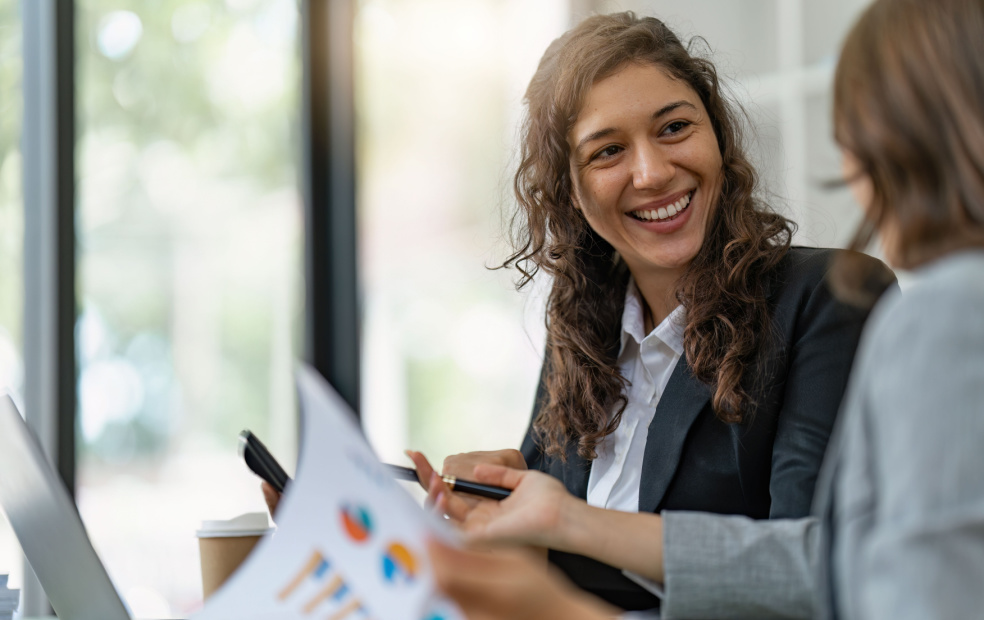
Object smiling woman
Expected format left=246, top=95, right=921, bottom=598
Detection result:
left=568, top=63, right=722, bottom=308
left=431, top=1, right=984, bottom=618
left=505, top=12, right=817, bottom=465
left=418, top=11, right=897, bottom=612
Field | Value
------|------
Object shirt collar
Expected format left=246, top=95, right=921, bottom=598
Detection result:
left=619, top=278, right=686, bottom=357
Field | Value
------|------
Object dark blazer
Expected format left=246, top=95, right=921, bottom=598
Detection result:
left=520, top=247, right=895, bottom=611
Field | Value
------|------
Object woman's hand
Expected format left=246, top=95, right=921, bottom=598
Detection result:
left=403, top=450, right=478, bottom=514
left=428, top=540, right=616, bottom=620
left=439, top=464, right=667, bottom=584
left=407, top=449, right=527, bottom=517
left=405, top=448, right=526, bottom=492
left=437, top=465, right=576, bottom=550
left=261, top=481, right=281, bottom=519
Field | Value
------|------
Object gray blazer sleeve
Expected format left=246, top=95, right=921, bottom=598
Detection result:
left=660, top=512, right=819, bottom=619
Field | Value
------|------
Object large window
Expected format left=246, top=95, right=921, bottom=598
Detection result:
left=356, top=0, right=570, bottom=465
left=75, top=1, right=301, bottom=615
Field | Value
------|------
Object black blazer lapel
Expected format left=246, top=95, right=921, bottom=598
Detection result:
left=561, top=441, right=592, bottom=499
left=637, top=357, right=712, bottom=513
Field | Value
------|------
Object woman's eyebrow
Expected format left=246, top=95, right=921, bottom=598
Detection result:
left=573, top=100, right=699, bottom=154
left=653, top=100, right=697, bottom=120
left=574, top=128, right=617, bottom=154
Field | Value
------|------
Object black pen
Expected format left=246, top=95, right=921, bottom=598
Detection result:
left=385, top=464, right=512, bottom=501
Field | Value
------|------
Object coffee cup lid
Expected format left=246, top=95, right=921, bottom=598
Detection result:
left=196, top=512, right=273, bottom=538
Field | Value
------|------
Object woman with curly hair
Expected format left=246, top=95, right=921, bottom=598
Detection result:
left=429, top=1, right=984, bottom=618
left=407, top=11, right=895, bottom=612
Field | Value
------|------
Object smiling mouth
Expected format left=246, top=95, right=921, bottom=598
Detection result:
left=628, top=191, right=693, bottom=222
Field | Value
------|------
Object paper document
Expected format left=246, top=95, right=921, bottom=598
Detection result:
left=194, top=366, right=463, bottom=620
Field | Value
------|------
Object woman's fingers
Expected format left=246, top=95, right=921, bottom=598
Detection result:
left=428, top=540, right=507, bottom=587
left=427, top=540, right=614, bottom=620
left=439, top=487, right=480, bottom=522
left=442, top=449, right=527, bottom=479
left=426, top=472, right=447, bottom=510
left=427, top=541, right=494, bottom=603
left=410, top=449, right=510, bottom=524
left=425, top=470, right=487, bottom=524
left=261, top=481, right=281, bottom=518
left=405, top=449, right=436, bottom=491
left=471, top=463, right=527, bottom=489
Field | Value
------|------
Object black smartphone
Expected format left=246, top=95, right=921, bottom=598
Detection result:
left=238, top=429, right=292, bottom=494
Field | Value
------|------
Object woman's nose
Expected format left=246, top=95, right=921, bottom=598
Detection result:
left=631, top=143, right=675, bottom=190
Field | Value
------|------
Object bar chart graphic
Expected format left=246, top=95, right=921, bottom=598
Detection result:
left=278, top=550, right=370, bottom=619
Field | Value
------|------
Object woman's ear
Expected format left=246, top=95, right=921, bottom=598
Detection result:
left=567, top=166, right=584, bottom=212
left=568, top=181, right=583, bottom=212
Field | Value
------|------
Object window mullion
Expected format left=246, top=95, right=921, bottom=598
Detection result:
left=21, top=0, right=76, bottom=615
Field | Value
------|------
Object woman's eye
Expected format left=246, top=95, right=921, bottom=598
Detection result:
left=592, top=145, right=622, bottom=160
left=663, top=120, right=691, bottom=135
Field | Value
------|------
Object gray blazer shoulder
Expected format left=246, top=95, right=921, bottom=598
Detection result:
left=827, top=250, right=984, bottom=620
left=657, top=252, right=984, bottom=620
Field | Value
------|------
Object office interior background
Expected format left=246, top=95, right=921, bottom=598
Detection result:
left=0, top=0, right=874, bottom=616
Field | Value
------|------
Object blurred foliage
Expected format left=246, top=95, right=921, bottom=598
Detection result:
left=78, top=0, right=297, bottom=189
left=77, top=0, right=301, bottom=464
left=0, top=0, right=23, bottom=366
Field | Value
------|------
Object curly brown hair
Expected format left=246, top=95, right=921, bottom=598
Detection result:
left=504, top=12, right=794, bottom=460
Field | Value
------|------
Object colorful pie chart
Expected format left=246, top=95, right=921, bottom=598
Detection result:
left=339, top=504, right=373, bottom=543
left=381, top=542, right=418, bottom=584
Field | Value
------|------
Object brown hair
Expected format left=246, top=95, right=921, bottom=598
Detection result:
left=504, top=12, right=793, bottom=459
left=833, top=0, right=984, bottom=274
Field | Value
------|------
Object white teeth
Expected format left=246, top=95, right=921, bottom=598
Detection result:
left=631, top=191, right=693, bottom=222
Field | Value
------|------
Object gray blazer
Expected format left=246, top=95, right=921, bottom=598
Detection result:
left=655, top=250, right=984, bottom=620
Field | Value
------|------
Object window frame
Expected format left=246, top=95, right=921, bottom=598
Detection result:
left=21, top=0, right=76, bottom=614
left=17, top=0, right=360, bottom=613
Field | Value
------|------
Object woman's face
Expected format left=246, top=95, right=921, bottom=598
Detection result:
left=568, top=62, right=724, bottom=283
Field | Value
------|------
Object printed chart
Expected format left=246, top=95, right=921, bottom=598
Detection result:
left=193, top=367, right=462, bottom=620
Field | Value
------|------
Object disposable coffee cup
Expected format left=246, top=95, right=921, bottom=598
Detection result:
left=197, top=512, right=273, bottom=600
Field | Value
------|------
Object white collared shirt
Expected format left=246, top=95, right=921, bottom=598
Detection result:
left=586, top=279, right=685, bottom=513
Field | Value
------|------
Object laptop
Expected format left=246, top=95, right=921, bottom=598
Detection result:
left=0, top=394, right=130, bottom=620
